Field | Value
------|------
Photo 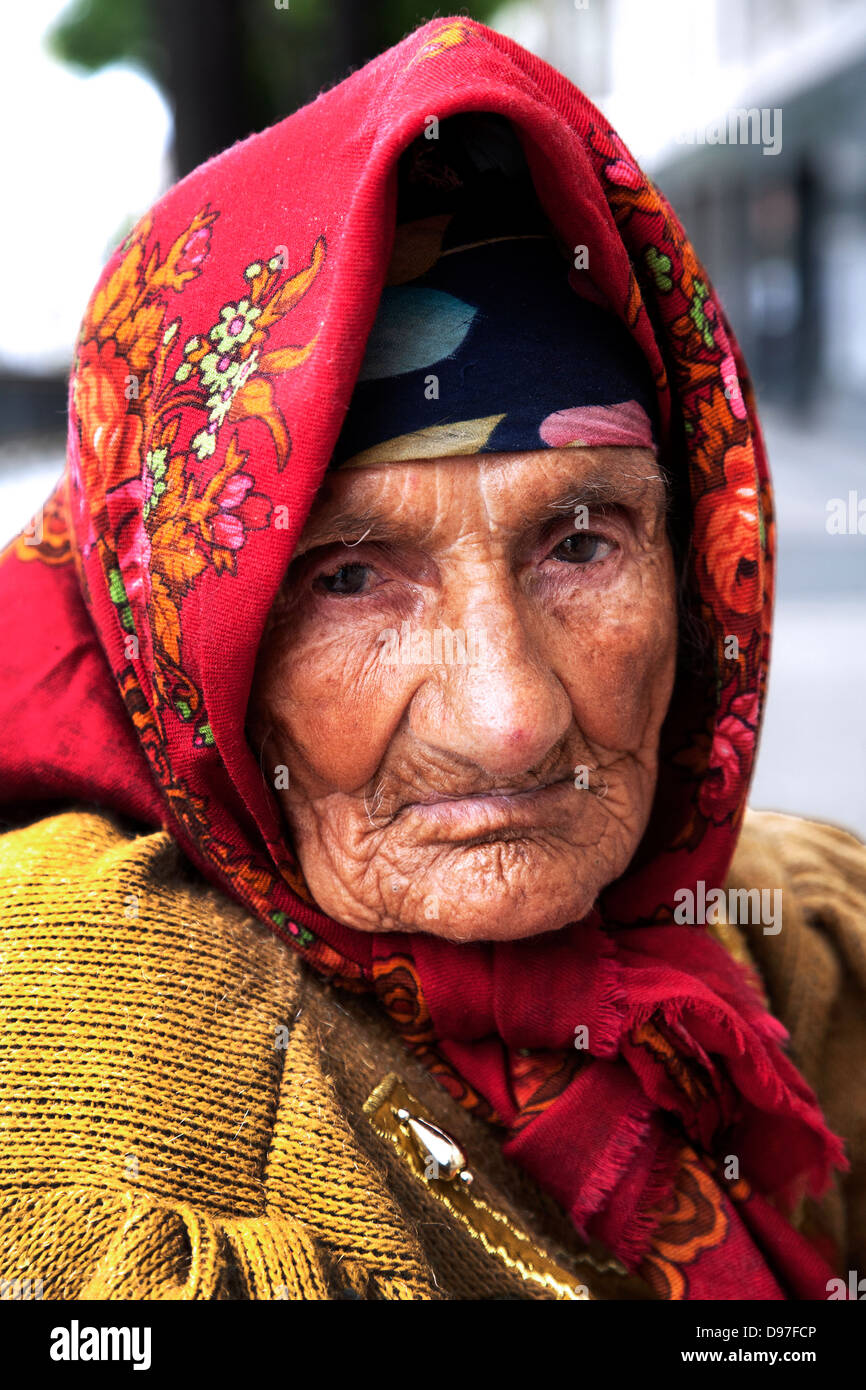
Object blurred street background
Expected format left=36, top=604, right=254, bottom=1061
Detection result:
left=2, top=0, right=864, bottom=835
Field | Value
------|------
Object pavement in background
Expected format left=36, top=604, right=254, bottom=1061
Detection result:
left=750, top=407, right=866, bottom=838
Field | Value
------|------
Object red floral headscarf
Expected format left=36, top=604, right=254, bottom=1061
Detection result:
left=0, top=18, right=844, bottom=1299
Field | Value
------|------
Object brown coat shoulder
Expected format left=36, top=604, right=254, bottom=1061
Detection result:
left=724, top=808, right=866, bottom=1272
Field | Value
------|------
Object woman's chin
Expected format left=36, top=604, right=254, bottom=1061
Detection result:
left=299, top=827, right=632, bottom=941
left=383, top=855, right=604, bottom=942
left=399, top=908, right=581, bottom=943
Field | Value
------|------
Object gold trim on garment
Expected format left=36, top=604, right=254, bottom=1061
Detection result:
left=364, top=1072, right=622, bottom=1300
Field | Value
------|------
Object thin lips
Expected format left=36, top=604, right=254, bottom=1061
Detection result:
left=403, top=776, right=571, bottom=809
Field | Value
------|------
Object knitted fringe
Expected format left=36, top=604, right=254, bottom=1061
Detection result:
left=0, top=1188, right=436, bottom=1301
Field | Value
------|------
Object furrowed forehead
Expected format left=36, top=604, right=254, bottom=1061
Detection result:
left=297, top=448, right=668, bottom=551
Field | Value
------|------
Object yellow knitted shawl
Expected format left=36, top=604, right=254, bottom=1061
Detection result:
left=1, top=807, right=864, bottom=1299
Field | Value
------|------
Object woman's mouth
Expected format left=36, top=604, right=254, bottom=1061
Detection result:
left=400, top=777, right=576, bottom=840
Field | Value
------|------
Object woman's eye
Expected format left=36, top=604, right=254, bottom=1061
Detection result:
left=316, top=562, right=373, bottom=595
left=551, top=532, right=613, bottom=565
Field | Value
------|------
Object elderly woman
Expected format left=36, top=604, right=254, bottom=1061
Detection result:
left=1, top=18, right=864, bottom=1303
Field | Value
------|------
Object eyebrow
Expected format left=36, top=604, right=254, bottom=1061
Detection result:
left=295, top=506, right=411, bottom=552
left=297, top=463, right=669, bottom=552
left=535, top=470, right=669, bottom=523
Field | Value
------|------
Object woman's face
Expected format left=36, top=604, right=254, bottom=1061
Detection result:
left=249, top=447, right=677, bottom=942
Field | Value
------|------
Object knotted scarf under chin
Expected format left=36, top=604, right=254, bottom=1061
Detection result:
left=372, top=917, right=845, bottom=1298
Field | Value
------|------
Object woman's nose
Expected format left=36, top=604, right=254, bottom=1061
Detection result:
left=406, top=584, right=572, bottom=778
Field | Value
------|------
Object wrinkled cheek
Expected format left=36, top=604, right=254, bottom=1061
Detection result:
left=559, top=607, right=676, bottom=756
left=261, top=632, right=411, bottom=793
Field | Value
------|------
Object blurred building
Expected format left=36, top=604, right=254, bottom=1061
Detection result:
left=494, top=0, right=866, bottom=835
left=497, top=0, right=866, bottom=426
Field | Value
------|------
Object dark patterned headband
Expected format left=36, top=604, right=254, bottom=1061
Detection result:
left=331, top=191, right=659, bottom=469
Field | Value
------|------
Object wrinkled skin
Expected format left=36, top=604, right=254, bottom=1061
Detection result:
left=248, top=448, right=677, bottom=942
